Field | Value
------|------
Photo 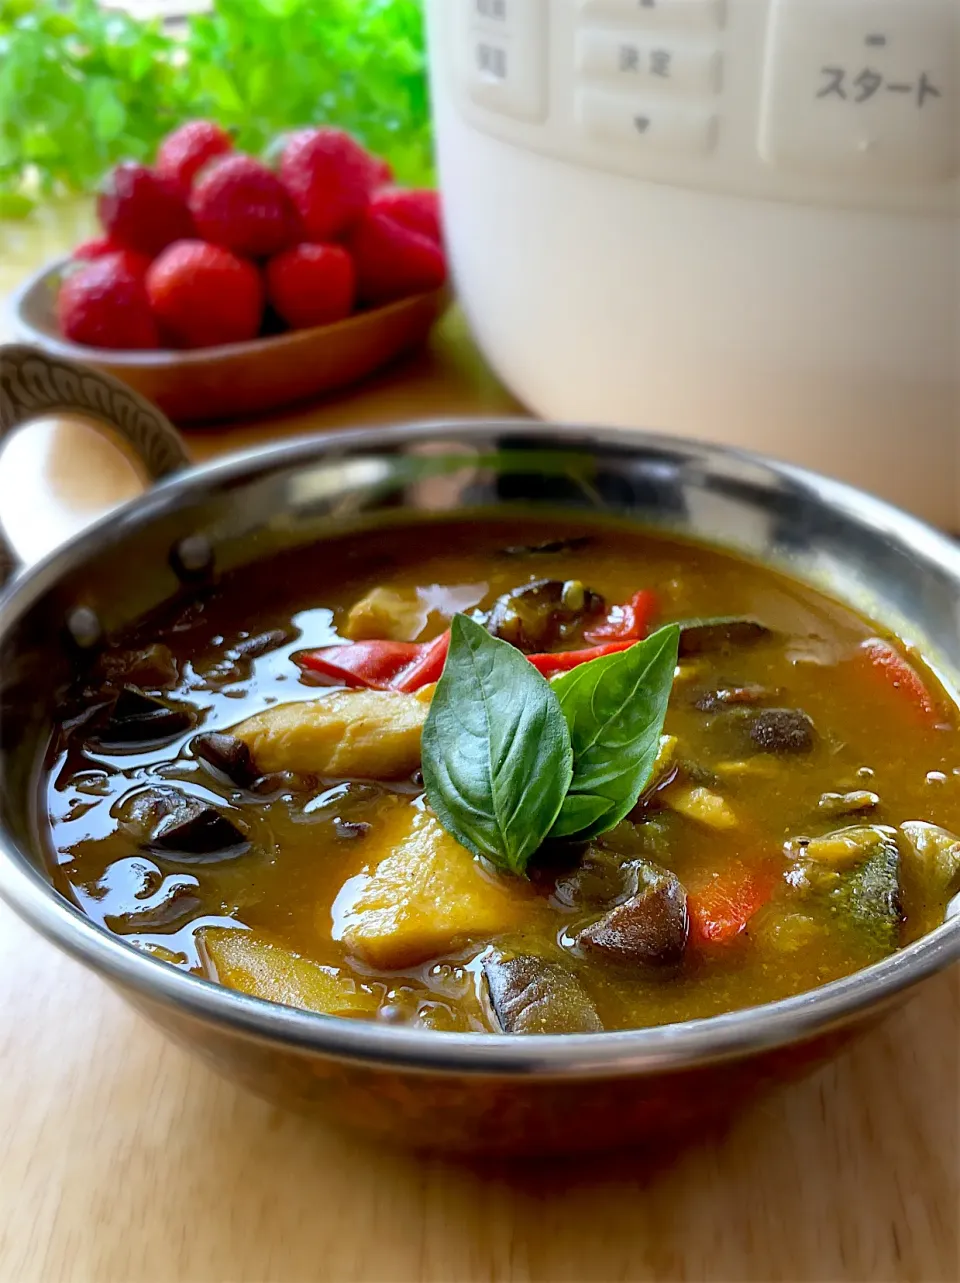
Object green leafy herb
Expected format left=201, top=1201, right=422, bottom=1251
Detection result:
left=421, top=615, right=573, bottom=877
left=1, top=0, right=433, bottom=216
left=422, top=617, right=680, bottom=875
left=549, top=625, right=680, bottom=840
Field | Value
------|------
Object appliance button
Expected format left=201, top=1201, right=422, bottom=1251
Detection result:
left=471, top=0, right=510, bottom=21
left=463, top=0, right=548, bottom=121
left=578, top=0, right=725, bottom=32
left=576, top=29, right=722, bottom=93
left=760, top=0, right=959, bottom=183
left=577, top=88, right=719, bottom=152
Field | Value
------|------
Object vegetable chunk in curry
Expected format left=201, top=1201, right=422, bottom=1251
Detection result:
left=45, top=519, right=960, bottom=1035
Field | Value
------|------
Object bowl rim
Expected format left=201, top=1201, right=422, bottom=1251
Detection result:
left=8, top=255, right=449, bottom=368
left=2, top=416, right=959, bottom=1079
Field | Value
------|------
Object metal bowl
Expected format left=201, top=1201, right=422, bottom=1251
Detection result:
left=1, top=343, right=958, bottom=1154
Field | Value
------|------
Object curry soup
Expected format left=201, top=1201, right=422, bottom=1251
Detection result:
left=44, top=519, right=960, bottom=1035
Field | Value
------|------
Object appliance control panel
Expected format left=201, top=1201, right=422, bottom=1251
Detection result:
left=446, top=0, right=959, bottom=215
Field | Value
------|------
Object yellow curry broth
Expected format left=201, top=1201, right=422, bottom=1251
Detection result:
left=44, top=519, right=960, bottom=1033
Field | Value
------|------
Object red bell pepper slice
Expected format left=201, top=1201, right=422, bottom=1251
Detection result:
left=687, top=863, right=773, bottom=947
left=391, top=630, right=451, bottom=692
left=526, top=640, right=638, bottom=676
left=297, top=641, right=424, bottom=690
left=300, top=633, right=647, bottom=690
left=584, top=589, right=658, bottom=644
left=857, top=637, right=939, bottom=724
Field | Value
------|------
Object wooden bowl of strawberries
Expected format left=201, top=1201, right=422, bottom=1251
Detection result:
left=11, top=122, right=450, bottom=423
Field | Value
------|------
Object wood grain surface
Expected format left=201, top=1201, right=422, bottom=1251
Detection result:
left=1, top=204, right=958, bottom=1283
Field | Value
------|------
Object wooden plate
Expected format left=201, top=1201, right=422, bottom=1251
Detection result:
left=9, top=257, right=450, bottom=424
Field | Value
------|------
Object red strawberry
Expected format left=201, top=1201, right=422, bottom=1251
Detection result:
left=156, top=120, right=234, bottom=195
left=189, top=154, right=298, bottom=258
left=348, top=208, right=447, bottom=305
left=365, top=155, right=394, bottom=190
left=97, top=161, right=193, bottom=257
left=72, top=236, right=121, bottom=262
left=279, top=127, right=375, bottom=241
left=371, top=187, right=442, bottom=243
left=57, top=253, right=159, bottom=350
left=146, top=240, right=263, bottom=348
left=266, top=243, right=355, bottom=330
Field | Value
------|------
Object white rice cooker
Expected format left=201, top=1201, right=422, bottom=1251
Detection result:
left=425, top=0, right=960, bottom=528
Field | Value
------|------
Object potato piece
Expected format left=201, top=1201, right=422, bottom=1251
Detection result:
left=663, top=782, right=738, bottom=830
left=201, top=927, right=378, bottom=1016
left=336, top=804, right=527, bottom=969
left=232, top=685, right=434, bottom=779
left=344, top=586, right=427, bottom=642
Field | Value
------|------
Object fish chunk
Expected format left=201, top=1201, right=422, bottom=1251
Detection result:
left=201, top=927, right=379, bottom=1017
left=232, top=686, right=434, bottom=779
left=336, top=804, right=527, bottom=969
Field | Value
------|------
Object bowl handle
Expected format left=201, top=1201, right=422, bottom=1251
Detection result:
left=0, top=344, right=190, bottom=578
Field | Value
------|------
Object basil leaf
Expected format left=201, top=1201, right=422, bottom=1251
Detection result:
left=549, top=625, right=680, bottom=840
left=422, top=615, right=573, bottom=876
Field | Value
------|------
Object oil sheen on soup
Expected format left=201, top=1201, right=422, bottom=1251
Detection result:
left=44, top=520, right=960, bottom=1035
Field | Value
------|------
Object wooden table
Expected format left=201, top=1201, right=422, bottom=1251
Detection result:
left=1, top=206, right=958, bottom=1283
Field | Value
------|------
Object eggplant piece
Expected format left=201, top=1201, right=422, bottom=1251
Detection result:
left=193, top=732, right=257, bottom=788
left=151, top=804, right=250, bottom=862
left=482, top=951, right=602, bottom=1034
left=485, top=579, right=605, bottom=652
left=230, top=629, right=289, bottom=661
left=105, top=878, right=201, bottom=934
left=677, top=617, right=772, bottom=657
left=89, top=687, right=195, bottom=749
left=98, top=643, right=179, bottom=691
left=693, top=684, right=775, bottom=713
left=899, top=821, right=960, bottom=899
left=124, top=786, right=251, bottom=862
left=333, top=818, right=372, bottom=840
left=552, top=843, right=633, bottom=910
left=745, top=708, right=816, bottom=755
left=499, top=536, right=593, bottom=557
left=577, top=860, right=688, bottom=967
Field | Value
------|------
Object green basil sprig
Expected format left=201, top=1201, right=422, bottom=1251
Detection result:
left=422, top=617, right=679, bottom=875
left=421, top=615, right=573, bottom=877
left=550, top=625, right=680, bottom=840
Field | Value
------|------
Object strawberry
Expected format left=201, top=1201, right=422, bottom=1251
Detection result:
left=57, top=253, right=159, bottom=350
left=348, top=208, right=447, bottom=305
left=146, top=240, right=263, bottom=348
left=97, top=161, right=193, bottom=257
left=371, top=188, right=442, bottom=243
left=365, top=154, right=394, bottom=190
left=72, top=236, right=121, bottom=262
left=266, top=243, right=355, bottom=330
left=156, top=120, right=234, bottom=195
left=279, top=127, right=375, bottom=241
left=189, top=154, right=298, bottom=258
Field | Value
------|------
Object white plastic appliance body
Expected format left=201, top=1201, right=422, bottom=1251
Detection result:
left=426, top=0, right=960, bottom=527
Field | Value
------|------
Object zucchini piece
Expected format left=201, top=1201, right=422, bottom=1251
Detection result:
left=788, top=826, right=902, bottom=959
left=899, top=821, right=960, bottom=899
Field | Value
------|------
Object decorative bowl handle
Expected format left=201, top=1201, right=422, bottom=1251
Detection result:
left=0, top=344, right=190, bottom=577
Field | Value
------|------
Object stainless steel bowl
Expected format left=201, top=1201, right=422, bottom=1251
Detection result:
left=2, top=343, right=959, bottom=1154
